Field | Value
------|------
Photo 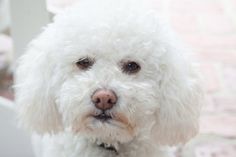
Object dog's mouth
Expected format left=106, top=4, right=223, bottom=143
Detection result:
left=94, top=113, right=112, bottom=122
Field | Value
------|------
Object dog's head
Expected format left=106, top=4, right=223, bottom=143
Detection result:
left=15, top=0, right=202, bottom=146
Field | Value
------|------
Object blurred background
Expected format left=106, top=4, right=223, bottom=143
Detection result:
left=0, top=0, right=235, bottom=157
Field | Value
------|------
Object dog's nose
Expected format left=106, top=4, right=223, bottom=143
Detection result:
left=92, top=89, right=117, bottom=110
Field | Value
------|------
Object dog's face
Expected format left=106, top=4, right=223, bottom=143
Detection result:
left=56, top=36, right=161, bottom=143
left=15, top=0, right=202, bottom=146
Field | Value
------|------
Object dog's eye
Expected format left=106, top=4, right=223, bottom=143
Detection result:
left=76, top=58, right=94, bottom=70
left=122, top=61, right=141, bottom=74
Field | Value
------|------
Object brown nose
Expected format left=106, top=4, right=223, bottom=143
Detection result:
left=91, top=89, right=117, bottom=110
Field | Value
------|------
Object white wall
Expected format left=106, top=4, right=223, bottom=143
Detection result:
left=9, top=0, right=51, bottom=59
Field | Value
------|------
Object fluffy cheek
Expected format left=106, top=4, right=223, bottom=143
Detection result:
left=57, top=76, right=158, bottom=143
left=57, top=77, right=96, bottom=130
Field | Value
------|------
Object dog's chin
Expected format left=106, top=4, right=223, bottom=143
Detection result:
left=72, top=112, right=136, bottom=143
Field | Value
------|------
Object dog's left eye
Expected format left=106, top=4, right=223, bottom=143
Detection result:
left=76, top=57, right=94, bottom=70
left=121, top=61, right=141, bottom=74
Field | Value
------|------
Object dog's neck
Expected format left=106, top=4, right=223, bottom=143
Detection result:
left=39, top=133, right=168, bottom=157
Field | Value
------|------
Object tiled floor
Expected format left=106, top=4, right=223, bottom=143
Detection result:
left=0, top=0, right=236, bottom=156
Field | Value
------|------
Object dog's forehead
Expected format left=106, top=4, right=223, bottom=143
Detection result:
left=38, top=0, right=168, bottom=62
left=56, top=20, right=163, bottom=60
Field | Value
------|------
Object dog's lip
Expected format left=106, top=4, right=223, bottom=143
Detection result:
left=94, top=113, right=112, bottom=121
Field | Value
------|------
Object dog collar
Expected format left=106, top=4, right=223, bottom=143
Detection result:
left=98, top=143, right=118, bottom=155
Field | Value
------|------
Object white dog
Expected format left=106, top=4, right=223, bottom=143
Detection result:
left=15, top=0, right=202, bottom=157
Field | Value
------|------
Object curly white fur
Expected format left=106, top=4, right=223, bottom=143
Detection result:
left=15, top=0, right=202, bottom=157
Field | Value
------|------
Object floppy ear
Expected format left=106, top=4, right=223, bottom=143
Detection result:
left=151, top=52, right=203, bottom=146
left=15, top=44, right=63, bottom=134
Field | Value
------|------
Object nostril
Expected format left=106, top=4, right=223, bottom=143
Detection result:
left=95, top=98, right=101, bottom=104
left=107, top=99, right=113, bottom=104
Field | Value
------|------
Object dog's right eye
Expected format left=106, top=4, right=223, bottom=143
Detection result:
left=76, top=57, right=94, bottom=70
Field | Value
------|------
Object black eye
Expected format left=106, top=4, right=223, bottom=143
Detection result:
left=122, top=61, right=141, bottom=74
left=76, top=58, right=94, bottom=70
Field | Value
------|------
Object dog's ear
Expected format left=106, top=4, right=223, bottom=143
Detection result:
left=151, top=52, right=203, bottom=146
left=15, top=44, right=63, bottom=134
